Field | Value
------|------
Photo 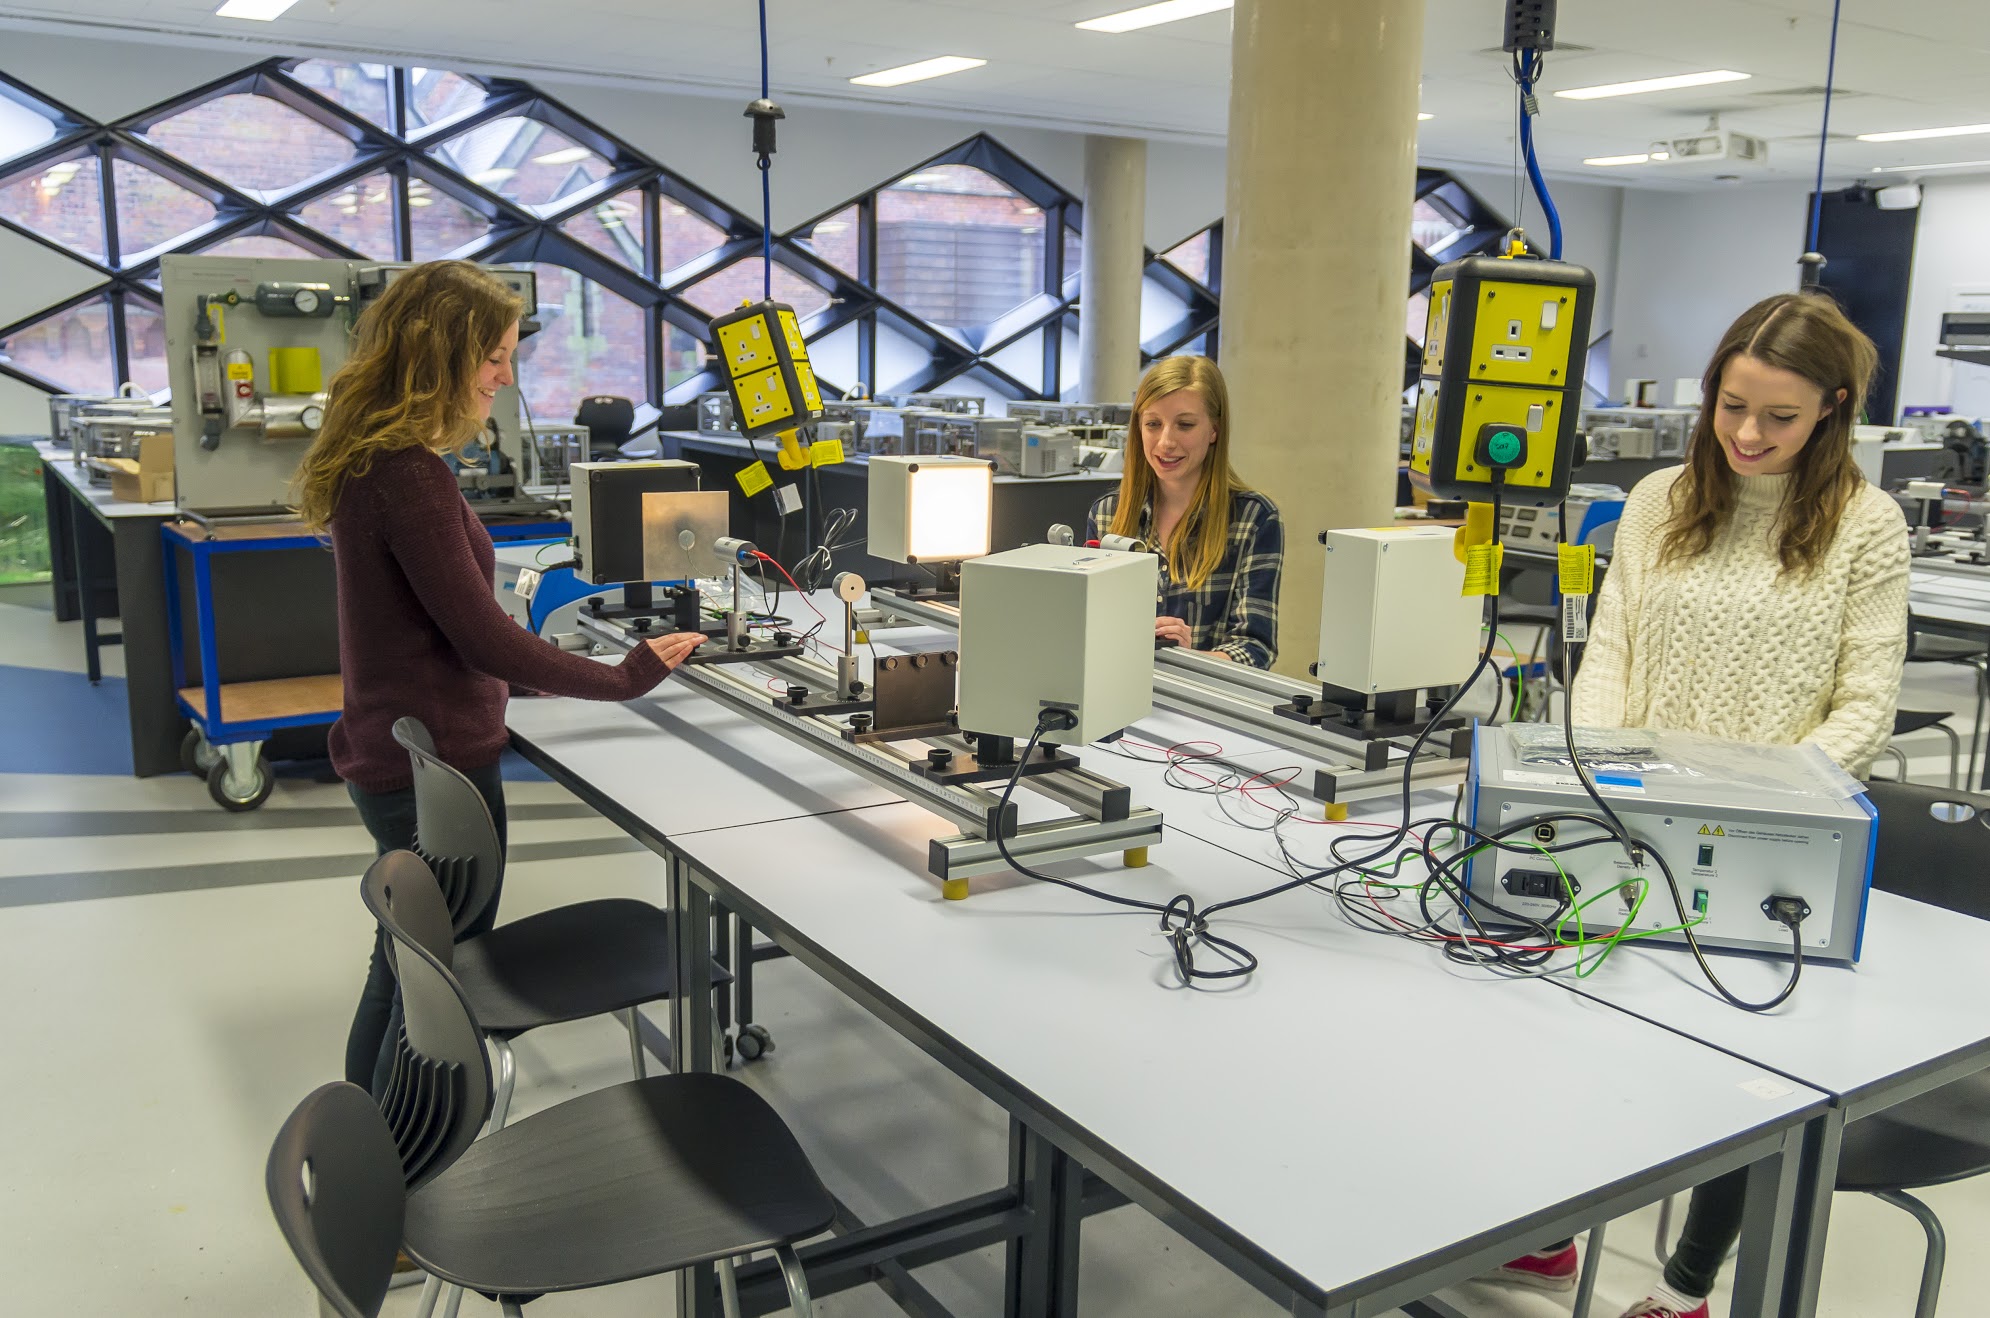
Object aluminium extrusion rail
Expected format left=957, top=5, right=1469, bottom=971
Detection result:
left=865, top=586, right=1470, bottom=804
left=572, top=614, right=1162, bottom=884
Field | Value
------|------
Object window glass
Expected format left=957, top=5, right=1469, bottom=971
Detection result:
left=144, top=94, right=356, bottom=202
left=0, top=153, right=105, bottom=263
left=874, top=319, right=932, bottom=395
left=198, top=234, right=321, bottom=260
left=122, top=297, right=171, bottom=394
left=987, top=329, right=1044, bottom=394
left=795, top=205, right=858, bottom=278
left=1406, top=290, right=1431, bottom=348
left=1160, top=230, right=1212, bottom=286
left=406, top=69, right=487, bottom=130
left=407, top=177, right=489, bottom=260
left=432, top=117, right=611, bottom=214
left=804, top=321, right=859, bottom=393
left=560, top=189, right=642, bottom=270
left=1411, top=197, right=1468, bottom=255
left=1139, top=274, right=1189, bottom=345
left=0, top=296, right=114, bottom=393
left=515, top=264, right=648, bottom=425
left=657, top=201, right=729, bottom=281
left=876, top=164, right=1044, bottom=331
left=1058, top=317, right=1081, bottom=399
left=663, top=323, right=705, bottom=394
left=682, top=259, right=832, bottom=321
left=112, top=158, right=214, bottom=260
left=1062, top=224, right=1082, bottom=287
left=293, top=170, right=395, bottom=256
left=0, top=94, right=58, bottom=168
left=288, top=60, right=393, bottom=129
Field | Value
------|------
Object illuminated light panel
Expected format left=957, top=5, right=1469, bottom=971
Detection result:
left=214, top=0, right=300, bottom=18
left=1584, top=153, right=1653, bottom=166
left=1418, top=113, right=1434, bottom=121
left=532, top=146, right=593, bottom=165
left=850, top=57, right=987, bottom=88
left=1555, top=70, right=1749, bottom=100
left=1857, top=124, right=1990, bottom=143
left=1873, top=159, right=1990, bottom=172
left=1076, top=0, right=1232, bottom=33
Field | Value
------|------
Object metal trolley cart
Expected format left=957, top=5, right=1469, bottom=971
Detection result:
left=164, top=519, right=567, bottom=810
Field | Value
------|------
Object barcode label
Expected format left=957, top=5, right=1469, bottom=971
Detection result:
left=1562, top=592, right=1588, bottom=644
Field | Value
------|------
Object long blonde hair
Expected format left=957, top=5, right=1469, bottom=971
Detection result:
left=1661, top=293, right=1878, bottom=576
left=292, top=261, right=524, bottom=531
left=1109, top=355, right=1246, bottom=591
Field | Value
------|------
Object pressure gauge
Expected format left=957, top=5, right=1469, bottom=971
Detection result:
left=292, top=287, right=321, bottom=315
left=299, top=403, right=325, bottom=432
left=254, top=282, right=338, bottom=318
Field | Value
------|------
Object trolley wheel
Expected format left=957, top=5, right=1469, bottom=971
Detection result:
left=180, top=728, right=221, bottom=777
left=207, top=752, right=274, bottom=812
left=736, top=1024, right=774, bottom=1062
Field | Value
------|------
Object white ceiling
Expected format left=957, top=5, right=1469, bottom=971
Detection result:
left=2, top=0, right=1989, bottom=189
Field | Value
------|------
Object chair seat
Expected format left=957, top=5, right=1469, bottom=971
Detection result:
left=1893, top=709, right=1955, bottom=737
left=1836, top=1070, right=1990, bottom=1193
left=1909, top=634, right=1986, bottom=664
left=404, top=1072, right=835, bottom=1295
left=455, top=898, right=730, bottom=1036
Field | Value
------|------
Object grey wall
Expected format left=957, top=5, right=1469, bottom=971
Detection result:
left=1609, top=182, right=1814, bottom=394
left=1898, top=175, right=1990, bottom=418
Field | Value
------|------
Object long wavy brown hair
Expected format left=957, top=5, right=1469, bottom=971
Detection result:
left=1660, top=293, right=1878, bottom=576
left=1109, top=355, right=1249, bottom=591
left=292, top=261, right=524, bottom=531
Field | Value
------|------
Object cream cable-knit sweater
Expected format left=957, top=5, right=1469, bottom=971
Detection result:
left=1571, top=466, right=1909, bottom=777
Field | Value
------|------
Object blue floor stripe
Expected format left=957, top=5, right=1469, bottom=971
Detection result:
left=0, top=663, right=134, bottom=775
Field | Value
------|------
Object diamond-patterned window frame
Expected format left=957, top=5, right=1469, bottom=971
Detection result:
left=0, top=59, right=1525, bottom=413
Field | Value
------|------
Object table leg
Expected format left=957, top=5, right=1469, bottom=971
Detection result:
left=70, top=494, right=102, bottom=684
left=43, top=465, right=79, bottom=622
left=1730, top=1123, right=1804, bottom=1317
left=117, top=518, right=182, bottom=776
left=669, top=854, right=723, bottom=1318
left=1001, top=1119, right=1085, bottom=1318
left=1778, top=1108, right=1846, bottom=1318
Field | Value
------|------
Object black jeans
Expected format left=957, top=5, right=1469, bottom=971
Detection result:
left=1662, top=1168, right=1749, bottom=1299
left=344, top=761, right=508, bottom=1098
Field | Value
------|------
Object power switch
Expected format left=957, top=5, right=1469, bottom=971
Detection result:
left=1692, top=889, right=1710, bottom=916
left=1697, top=844, right=1715, bottom=867
left=1541, top=300, right=1559, bottom=331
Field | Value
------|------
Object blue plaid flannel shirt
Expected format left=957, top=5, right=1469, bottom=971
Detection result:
left=1086, top=489, right=1284, bottom=668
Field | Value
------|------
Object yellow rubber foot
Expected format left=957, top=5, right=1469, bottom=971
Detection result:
left=1323, top=802, right=1350, bottom=822
left=1123, top=846, right=1150, bottom=868
left=942, top=877, right=970, bottom=901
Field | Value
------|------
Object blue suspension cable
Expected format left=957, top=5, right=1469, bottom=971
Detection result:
left=1807, top=0, right=1845, bottom=254
left=1517, top=51, right=1563, bottom=259
left=758, top=0, right=773, bottom=298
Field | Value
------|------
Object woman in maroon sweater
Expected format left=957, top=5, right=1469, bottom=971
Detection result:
left=293, top=261, right=702, bottom=1095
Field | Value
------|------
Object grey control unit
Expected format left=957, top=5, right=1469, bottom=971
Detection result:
left=1464, top=725, right=1877, bottom=962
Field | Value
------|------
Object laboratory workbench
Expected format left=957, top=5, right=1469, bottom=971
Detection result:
left=500, top=597, right=1941, bottom=1318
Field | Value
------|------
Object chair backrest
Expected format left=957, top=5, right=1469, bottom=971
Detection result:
left=265, top=1081, right=406, bottom=1318
left=1865, top=780, right=1990, bottom=920
left=392, top=717, right=503, bottom=938
left=575, top=393, right=635, bottom=458
left=359, top=850, right=493, bottom=1190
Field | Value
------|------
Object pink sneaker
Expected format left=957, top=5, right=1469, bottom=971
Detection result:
left=1619, top=1294, right=1710, bottom=1318
left=1488, top=1242, right=1579, bottom=1291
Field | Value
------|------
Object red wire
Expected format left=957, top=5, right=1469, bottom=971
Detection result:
left=750, top=551, right=825, bottom=623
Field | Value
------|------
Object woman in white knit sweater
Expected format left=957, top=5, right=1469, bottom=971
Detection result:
left=1524, top=296, right=1908, bottom=1318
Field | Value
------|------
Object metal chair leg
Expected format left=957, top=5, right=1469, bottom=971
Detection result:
left=1882, top=746, right=1910, bottom=782
left=626, top=1008, right=647, bottom=1080
left=775, top=1243, right=815, bottom=1317
left=501, top=1301, right=526, bottom=1318
left=1570, top=1221, right=1607, bottom=1318
left=1654, top=1192, right=1676, bottom=1265
left=415, top=1274, right=442, bottom=1318
left=719, top=1255, right=744, bottom=1318
left=1935, top=721, right=1962, bottom=790
left=1871, top=1189, right=1946, bottom=1318
left=439, top=1281, right=465, bottom=1318
left=488, top=1036, right=516, bottom=1133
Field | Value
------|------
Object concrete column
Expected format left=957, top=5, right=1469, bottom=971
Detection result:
left=1077, top=134, right=1148, bottom=404
left=1222, top=0, right=1425, bottom=678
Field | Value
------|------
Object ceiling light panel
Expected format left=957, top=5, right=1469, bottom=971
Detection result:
left=214, top=0, right=300, bottom=18
left=850, top=57, right=987, bottom=88
left=1555, top=70, right=1750, bottom=100
left=1077, top=0, right=1233, bottom=33
left=1857, top=124, right=1990, bottom=142
left=1584, top=153, right=1653, bottom=166
left=1873, top=159, right=1990, bottom=172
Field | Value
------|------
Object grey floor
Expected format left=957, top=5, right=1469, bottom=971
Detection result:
left=2, top=580, right=1985, bottom=1318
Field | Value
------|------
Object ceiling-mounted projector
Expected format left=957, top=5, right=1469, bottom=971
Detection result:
left=1647, top=130, right=1769, bottom=166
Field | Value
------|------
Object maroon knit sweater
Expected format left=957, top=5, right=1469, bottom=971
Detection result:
left=328, top=446, right=666, bottom=793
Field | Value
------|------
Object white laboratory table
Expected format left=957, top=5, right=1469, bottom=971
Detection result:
left=510, top=691, right=1826, bottom=1318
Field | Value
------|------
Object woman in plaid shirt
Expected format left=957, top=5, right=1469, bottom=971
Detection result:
left=1084, top=356, right=1284, bottom=667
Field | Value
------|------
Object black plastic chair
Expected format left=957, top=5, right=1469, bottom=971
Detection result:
left=266, top=1081, right=407, bottom=1318
left=1907, top=624, right=1989, bottom=787
left=1882, top=709, right=1963, bottom=789
left=349, top=850, right=834, bottom=1318
left=391, top=716, right=726, bottom=1133
left=1837, top=780, right=1990, bottom=1317
left=575, top=394, right=635, bottom=460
